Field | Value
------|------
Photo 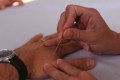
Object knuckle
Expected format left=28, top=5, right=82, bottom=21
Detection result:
left=66, top=4, right=72, bottom=9
left=89, top=8, right=98, bottom=12
left=60, top=11, right=65, bottom=17
left=66, top=4, right=75, bottom=10
left=88, top=8, right=99, bottom=15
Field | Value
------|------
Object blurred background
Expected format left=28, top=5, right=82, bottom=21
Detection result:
left=0, top=0, right=120, bottom=80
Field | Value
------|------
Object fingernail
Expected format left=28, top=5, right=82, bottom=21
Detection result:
left=57, top=59, right=64, bottom=65
left=44, top=63, right=52, bottom=70
left=86, top=59, right=95, bottom=68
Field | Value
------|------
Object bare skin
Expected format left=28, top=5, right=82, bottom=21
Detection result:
left=0, top=33, right=96, bottom=80
left=44, top=4, right=120, bottom=80
left=44, top=59, right=96, bottom=80
left=45, top=5, right=120, bottom=55
left=0, top=0, right=23, bottom=9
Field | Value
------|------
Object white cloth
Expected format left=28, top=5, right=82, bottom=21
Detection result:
left=0, top=0, right=120, bottom=80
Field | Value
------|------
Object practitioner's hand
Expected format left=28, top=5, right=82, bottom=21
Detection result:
left=45, top=5, right=120, bottom=55
left=15, top=33, right=96, bottom=79
left=0, top=0, right=24, bottom=9
left=44, top=59, right=96, bottom=80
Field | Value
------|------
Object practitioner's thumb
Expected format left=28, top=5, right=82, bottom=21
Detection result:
left=63, top=28, right=87, bottom=41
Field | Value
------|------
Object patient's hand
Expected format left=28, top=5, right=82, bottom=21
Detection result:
left=15, top=33, right=96, bottom=79
left=0, top=0, right=23, bottom=9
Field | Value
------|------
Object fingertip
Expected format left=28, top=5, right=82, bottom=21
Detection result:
left=43, top=63, right=52, bottom=71
left=69, top=58, right=96, bottom=71
left=29, top=33, right=43, bottom=43
left=58, top=31, right=65, bottom=39
left=57, top=59, right=64, bottom=65
left=35, top=33, right=44, bottom=38
left=86, top=58, right=96, bottom=69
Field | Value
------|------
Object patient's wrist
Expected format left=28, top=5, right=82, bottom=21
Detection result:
left=14, top=48, right=34, bottom=77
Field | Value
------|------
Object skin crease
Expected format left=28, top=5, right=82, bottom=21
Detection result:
left=14, top=33, right=96, bottom=80
left=0, top=0, right=23, bottom=9
left=45, top=5, right=120, bottom=55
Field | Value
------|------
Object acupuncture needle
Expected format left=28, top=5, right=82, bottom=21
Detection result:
left=53, top=26, right=64, bottom=55
left=53, top=39, right=62, bottom=55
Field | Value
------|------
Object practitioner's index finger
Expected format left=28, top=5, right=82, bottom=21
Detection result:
left=57, top=11, right=66, bottom=33
left=63, top=5, right=77, bottom=30
left=64, top=5, right=86, bottom=29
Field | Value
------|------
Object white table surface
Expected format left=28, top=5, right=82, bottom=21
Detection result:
left=0, top=0, right=120, bottom=80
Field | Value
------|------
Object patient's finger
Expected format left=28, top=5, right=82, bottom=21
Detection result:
left=28, top=33, right=43, bottom=43
left=45, top=33, right=57, bottom=40
left=67, top=58, right=96, bottom=70
left=45, top=38, right=59, bottom=46
left=56, top=41, right=82, bottom=57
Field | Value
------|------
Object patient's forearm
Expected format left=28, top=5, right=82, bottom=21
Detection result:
left=0, top=64, right=19, bottom=80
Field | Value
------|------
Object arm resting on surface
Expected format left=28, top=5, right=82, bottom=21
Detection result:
left=0, top=33, right=96, bottom=80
